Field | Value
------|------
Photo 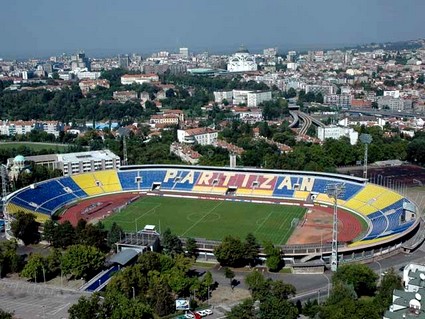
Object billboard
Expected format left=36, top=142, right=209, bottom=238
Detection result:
left=175, top=299, right=190, bottom=311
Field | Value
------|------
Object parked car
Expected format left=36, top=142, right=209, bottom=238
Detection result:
left=196, top=310, right=207, bottom=317
left=204, top=309, right=213, bottom=316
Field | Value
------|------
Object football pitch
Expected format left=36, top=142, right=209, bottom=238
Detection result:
left=102, top=196, right=306, bottom=245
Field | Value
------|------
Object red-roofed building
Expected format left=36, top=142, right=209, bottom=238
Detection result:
left=351, top=99, right=372, bottom=108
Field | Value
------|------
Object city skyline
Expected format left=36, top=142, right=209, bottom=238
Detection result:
left=1, top=0, right=424, bottom=58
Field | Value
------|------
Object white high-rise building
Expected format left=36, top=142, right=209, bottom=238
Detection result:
left=227, top=46, right=257, bottom=72
left=179, top=48, right=189, bottom=59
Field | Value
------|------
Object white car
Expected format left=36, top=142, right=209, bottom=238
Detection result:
left=204, top=309, right=213, bottom=315
left=196, top=310, right=207, bottom=317
left=184, top=314, right=194, bottom=319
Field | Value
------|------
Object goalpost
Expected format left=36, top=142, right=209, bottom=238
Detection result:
left=291, top=218, right=300, bottom=228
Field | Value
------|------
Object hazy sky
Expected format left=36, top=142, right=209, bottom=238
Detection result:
left=1, top=0, right=424, bottom=58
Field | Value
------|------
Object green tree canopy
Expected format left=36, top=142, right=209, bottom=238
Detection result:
left=214, top=235, right=247, bottom=267
left=10, top=211, right=39, bottom=245
left=227, top=299, right=256, bottom=319
left=332, top=263, right=378, bottom=296
left=61, top=245, right=105, bottom=280
left=20, top=253, right=46, bottom=282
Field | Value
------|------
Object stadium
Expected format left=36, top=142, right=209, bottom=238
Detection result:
left=3, top=164, right=424, bottom=266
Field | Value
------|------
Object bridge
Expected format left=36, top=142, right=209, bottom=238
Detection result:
left=289, top=106, right=325, bottom=135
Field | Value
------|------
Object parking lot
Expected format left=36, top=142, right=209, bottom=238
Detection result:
left=0, top=279, right=87, bottom=318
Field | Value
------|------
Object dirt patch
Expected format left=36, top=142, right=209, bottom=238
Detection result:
left=209, top=285, right=251, bottom=305
left=59, top=193, right=141, bottom=226
left=287, top=206, right=362, bottom=245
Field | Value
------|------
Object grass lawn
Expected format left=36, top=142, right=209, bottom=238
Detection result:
left=102, top=196, right=306, bottom=245
left=0, top=142, right=70, bottom=152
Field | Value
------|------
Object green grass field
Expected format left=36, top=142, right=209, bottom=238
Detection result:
left=0, top=142, right=70, bottom=152
left=102, top=196, right=306, bottom=245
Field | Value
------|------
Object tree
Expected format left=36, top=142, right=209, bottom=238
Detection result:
left=0, top=309, right=13, bottom=319
left=107, top=222, right=124, bottom=248
left=245, top=270, right=271, bottom=301
left=287, top=87, right=297, bottom=98
left=107, top=264, right=149, bottom=299
left=244, top=233, right=259, bottom=267
left=332, top=263, right=378, bottom=296
left=10, top=211, right=39, bottom=245
left=161, top=228, right=183, bottom=256
left=319, top=281, right=381, bottom=319
left=21, top=253, right=46, bottom=282
left=68, top=293, right=104, bottom=319
left=214, top=236, right=246, bottom=267
left=52, top=221, right=76, bottom=248
left=78, top=223, right=107, bottom=251
left=61, top=245, right=105, bottom=280
left=315, top=92, right=324, bottom=103
left=259, top=296, right=298, bottom=319
left=0, top=241, right=19, bottom=277
left=375, top=268, right=402, bottom=311
left=198, top=271, right=214, bottom=301
left=185, top=237, right=198, bottom=258
left=227, top=299, right=256, bottom=319
left=407, top=138, right=425, bottom=165
left=103, top=290, right=153, bottom=319
left=146, top=274, right=175, bottom=317
left=69, top=290, right=153, bottom=319
left=302, top=299, right=320, bottom=318
left=263, top=241, right=282, bottom=272
left=42, top=219, right=56, bottom=243
left=270, top=280, right=296, bottom=300
left=224, top=267, right=235, bottom=288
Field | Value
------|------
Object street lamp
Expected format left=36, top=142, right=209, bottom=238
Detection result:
left=375, top=260, right=382, bottom=283
left=323, top=273, right=331, bottom=298
left=132, top=286, right=135, bottom=299
left=360, top=133, right=372, bottom=180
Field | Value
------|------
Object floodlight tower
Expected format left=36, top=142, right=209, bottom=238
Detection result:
left=360, top=133, right=372, bottom=179
left=327, top=183, right=345, bottom=272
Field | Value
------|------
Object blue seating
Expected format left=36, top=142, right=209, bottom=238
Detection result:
left=364, top=214, right=388, bottom=240
left=139, top=170, right=167, bottom=190
left=171, top=170, right=200, bottom=191
left=386, top=209, right=404, bottom=230
left=11, top=179, right=84, bottom=215
left=272, top=176, right=296, bottom=198
left=388, top=220, right=414, bottom=234
left=16, top=181, right=63, bottom=204
left=340, top=183, right=363, bottom=200
left=58, top=177, right=87, bottom=198
left=118, top=171, right=140, bottom=191
left=39, top=193, right=79, bottom=212
left=10, top=196, right=51, bottom=215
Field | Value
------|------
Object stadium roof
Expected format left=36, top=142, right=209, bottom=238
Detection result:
left=108, top=249, right=139, bottom=266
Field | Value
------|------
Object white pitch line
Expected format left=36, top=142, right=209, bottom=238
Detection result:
left=181, top=201, right=224, bottom=236
left=254, top=211, right=273, bottom=234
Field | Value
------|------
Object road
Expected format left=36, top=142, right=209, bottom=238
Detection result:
left=294, top=111, right=325, bottom=136
left=347, top=107, right=424, bottom=118
left=197, top=237, right=425, bottom=315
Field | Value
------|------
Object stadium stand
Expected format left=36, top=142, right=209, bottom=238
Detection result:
left=57, top=177, right=88, bottom=198
left=4, top=165, right=418, bottom=248
left=92, top=171, right=122, bottom=193
left=117, top=170, right=141, bottom=191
